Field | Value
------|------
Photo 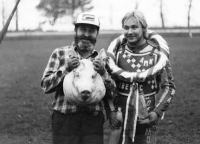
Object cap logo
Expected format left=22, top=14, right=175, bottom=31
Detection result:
left=82, top=14, right=95, bottom=21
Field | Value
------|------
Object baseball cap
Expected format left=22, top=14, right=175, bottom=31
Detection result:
left=75, top=12, right=100, bottom=30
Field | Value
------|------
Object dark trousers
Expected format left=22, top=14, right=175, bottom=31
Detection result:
left=52, top=110, right=104, bottom=144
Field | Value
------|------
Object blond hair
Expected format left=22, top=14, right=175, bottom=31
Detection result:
left=121, top=10, right=148, bottom=38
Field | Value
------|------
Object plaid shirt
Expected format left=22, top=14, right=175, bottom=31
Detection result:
left=41, top=42, right=116, bottom=116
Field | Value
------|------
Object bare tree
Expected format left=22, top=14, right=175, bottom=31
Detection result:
left=135, top=0, right=139, bottom=10
left=187, top=0, right=193, bottom=37
left=36, top=0, right=93, bottom=25
left=187, top=0, right=193, bottom=27
left=159, top=0, right=165, bottom=28
left=109, top=0, right=113, bottom=29
left=1, top=0, right=5, bottom=27
left=0, top=0, right=21, bottom=45
left=15, top=0, right=19, bottom=31
left=1, top=0, right=19, bottom=31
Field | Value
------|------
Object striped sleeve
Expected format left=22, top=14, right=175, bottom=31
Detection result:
left=107, top=34, right=124, bottom=61
left=148, top=30, right=170, bottom=58
left=154, top=61, right=176, bottom=117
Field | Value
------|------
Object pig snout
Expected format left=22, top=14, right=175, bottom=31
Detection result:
left=81, top=90, right=91, bottom=101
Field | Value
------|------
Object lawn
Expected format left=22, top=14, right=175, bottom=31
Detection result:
left=0, top=33, right=200, bottom=144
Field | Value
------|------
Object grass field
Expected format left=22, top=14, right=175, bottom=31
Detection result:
left=0, top=33, right=200, bottom=144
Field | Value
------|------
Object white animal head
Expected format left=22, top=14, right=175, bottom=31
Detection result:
left=63, top=48, right=107, bottom=105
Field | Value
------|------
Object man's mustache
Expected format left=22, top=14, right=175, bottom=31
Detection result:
left=79, top=35, right=93, bottom=41
left=75, top=35, right=96, bottom=45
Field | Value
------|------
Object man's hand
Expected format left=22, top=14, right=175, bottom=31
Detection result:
left=93, top=58, right=105, bottom=76
left=145, top=111, right=159, bottom=127
left=109, top=111, right=122, bottom=130
left=68, top=56, right=80, bottom=71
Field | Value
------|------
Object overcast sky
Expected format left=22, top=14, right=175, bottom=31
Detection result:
left=0, top=0, right=200, bottom=31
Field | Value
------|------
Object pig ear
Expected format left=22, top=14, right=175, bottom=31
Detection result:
left=96, top=48, right=107, bottom=60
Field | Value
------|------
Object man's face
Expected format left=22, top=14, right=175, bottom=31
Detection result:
left=123, top=17, right=144, bottom=45
left=75, top=24, right=98, bottom=52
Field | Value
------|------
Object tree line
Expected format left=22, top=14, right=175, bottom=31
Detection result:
left=0, top=0, right=197, bottom=31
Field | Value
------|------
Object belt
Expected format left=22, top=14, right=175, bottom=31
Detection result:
left=76, top=106, right=103, bottom=116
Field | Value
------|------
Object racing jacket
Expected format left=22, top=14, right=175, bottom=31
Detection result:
left=107, top=40, right=176, bottom=118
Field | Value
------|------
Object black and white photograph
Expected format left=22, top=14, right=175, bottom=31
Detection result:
left=0, top=0, right=199, bottom=144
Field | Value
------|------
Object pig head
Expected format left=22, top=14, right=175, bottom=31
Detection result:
left=63, top=49, right=107, bottom=106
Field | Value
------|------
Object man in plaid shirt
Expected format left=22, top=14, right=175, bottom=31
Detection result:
left=41, top=12, right=116, bottom=144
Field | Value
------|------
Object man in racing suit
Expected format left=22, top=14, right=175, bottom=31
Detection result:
left=106, top=10, right=176, bottom=144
